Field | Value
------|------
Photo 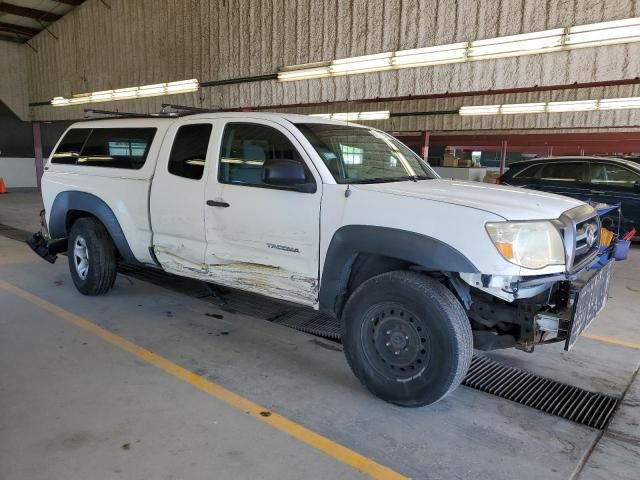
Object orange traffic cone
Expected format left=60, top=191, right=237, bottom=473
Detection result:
left=0, top=178, right=6, bottom=194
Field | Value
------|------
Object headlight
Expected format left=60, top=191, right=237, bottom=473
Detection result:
left=486, top=221, right=565, bottom=269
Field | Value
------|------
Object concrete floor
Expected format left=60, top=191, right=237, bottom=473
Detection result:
left=1, top=192, right=639, bottom=480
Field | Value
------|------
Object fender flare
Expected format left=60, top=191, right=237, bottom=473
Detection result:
left=318, top=225, right=479, bottom=317
left=48, top=191, right=137, bottom=262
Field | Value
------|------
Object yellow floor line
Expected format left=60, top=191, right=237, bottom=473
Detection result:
left=0, top=280, right=407, bottom=480
left=581, top=332, right=640, bottom=350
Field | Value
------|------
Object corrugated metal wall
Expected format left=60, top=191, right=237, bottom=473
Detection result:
left=0, top=42, right=29, bottom=121
left=16, top=0, right=640, bottom=123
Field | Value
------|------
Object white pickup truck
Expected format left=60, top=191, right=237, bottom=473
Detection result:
left=29, top=112, right=613, bottom=407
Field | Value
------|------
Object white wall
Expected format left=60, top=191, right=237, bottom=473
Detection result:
left=0, top=158, right=38, bottom=190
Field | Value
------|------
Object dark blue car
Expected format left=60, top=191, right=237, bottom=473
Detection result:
left=499, top=156, right=640, bottom=233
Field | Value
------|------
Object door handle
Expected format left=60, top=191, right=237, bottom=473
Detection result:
left=206, top=200, right=230, bottom=208
left=590, top=190, right=605, bottom=195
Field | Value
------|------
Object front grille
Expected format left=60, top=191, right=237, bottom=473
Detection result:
left=560, top=205, right=600, bottom=272
left=573, top=216, right=600, bottom=267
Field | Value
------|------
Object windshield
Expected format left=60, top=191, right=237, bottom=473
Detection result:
left=295, top=123, right=437, bottom=184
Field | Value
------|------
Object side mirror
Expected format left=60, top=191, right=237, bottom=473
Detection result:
left=262, top=158, right=316, bottom=193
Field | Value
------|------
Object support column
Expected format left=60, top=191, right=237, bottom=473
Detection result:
left=32, top=122, right=43, bottom=191
left=420, top=131, right=430, bottom=160
left=499, top=140, right=508, bottom=175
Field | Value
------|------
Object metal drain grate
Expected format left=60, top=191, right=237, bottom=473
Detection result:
left=463, top=355, right=618, bottom=430
left=271, top=309, right=341, bottom=340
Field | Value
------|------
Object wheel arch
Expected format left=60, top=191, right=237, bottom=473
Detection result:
left=49, top=190, right=137, bottom=262
left=319, top=225, right=479, bottom=318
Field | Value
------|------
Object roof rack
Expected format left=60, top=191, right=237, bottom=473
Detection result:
left=83, top=105, right=222, bottom=120
left=83, top=108, right=174, bottom=119
left=160, top=104, right=222, bottom=115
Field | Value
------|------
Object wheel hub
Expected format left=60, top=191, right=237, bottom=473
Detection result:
left=73, top=236, right=89, bottom=280
left=361, top=303, right=431, bottom=379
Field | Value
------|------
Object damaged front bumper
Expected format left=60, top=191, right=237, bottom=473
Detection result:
left=26, top=210, right=66, bottom=264
left=535, top=258, right=615, bottom=351
left=467, top=258, right=615, bottom=352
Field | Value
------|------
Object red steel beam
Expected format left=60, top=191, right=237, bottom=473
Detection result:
left=244, top=79, right=640, bottom=112
left=429, top=132, right=640, bottom=147
left=32, top=122, right=44, bottom=191
left=420, top=131, right=430, bottom=159
left=0, top=3, right=62, bottom=22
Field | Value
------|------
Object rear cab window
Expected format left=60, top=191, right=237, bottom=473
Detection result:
left=168, top=124, right=213, bottom=180
left=51, top=127, right=156, bottom=169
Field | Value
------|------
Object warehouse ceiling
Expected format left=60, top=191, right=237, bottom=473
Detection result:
left=0, top=0, right=83, bottom=43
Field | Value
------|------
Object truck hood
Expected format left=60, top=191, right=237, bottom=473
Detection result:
left=352, top=179, right=584, bottom=221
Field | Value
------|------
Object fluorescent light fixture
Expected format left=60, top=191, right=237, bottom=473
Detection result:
left=51, top=96, right=70, bottom=106
left=566, top=17, right=640, bottom=48
left=89, top=90, right=114, bottom=102
left=392, top=43, right=467, bottom=67
left=278, top=17, right=640, bottom=82
left=329, top=52, right=393, bottom=75
left=459, top=105, right=501, bottom=116
left=113, top=87, right=138, bottom=99
left=459, top=96, right=640, bottom=116
left=546, top=100, right=598, bottom=112
left=308, top=111, right=390, bottom=121
left=500, top=102, right=547, bottom=114
left=51, top=79, right=200, bottom=106
left=357, top=110, right=391, bottom=120
left=165, top=78, right=199, bottom=93
left=69, top=94, right=91, bottom=104
left=598, top=96, right=640, bottom=110
left=277, top=62, right=331, bottom=81
left=137, top=83, right=166, bottom=97
left=469, top=28, right=564, bottom=59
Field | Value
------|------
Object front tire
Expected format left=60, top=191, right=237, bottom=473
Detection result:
left=342, top=271, right=472, bottom=407
left=67, top=217, right=117, bottom=295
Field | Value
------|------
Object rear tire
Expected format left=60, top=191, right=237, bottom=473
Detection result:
left=341, top=271, right=472, bottom=407
left=67, top=217, right=117, bottom=295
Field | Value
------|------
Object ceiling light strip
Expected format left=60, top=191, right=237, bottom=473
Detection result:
left=459, top=96, right=640, bottom=116
left=278, top=17, right=640, bottom=81
left=51, top=79, right=199, bottom=107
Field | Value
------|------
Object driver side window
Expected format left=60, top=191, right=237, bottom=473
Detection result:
left=218, top=123, right=310, bottom=187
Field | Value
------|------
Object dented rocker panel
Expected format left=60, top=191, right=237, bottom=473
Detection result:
left=154, top=246, right=318, bottom=306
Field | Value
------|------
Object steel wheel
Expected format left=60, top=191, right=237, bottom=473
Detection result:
left=360, top=302, right=432, bottom=380
left=73, top=235, right=90, bottom=280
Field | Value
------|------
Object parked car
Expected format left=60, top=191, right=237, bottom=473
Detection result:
left=499, top=156, right=640, bottom=232
left=29, top=113, right=612, bottom=407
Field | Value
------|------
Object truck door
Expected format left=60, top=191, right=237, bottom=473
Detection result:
left=149, top=121, right=215, bottom=276
left=204, top=119, right=322, bottom=306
